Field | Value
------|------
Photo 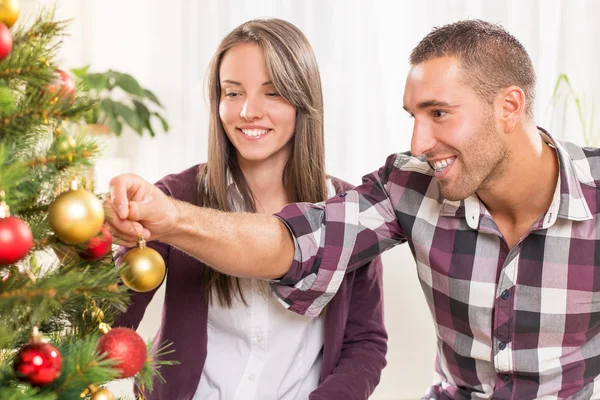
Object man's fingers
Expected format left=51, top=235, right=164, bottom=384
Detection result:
left=111, top=235, right=138, bottom=248
left=128, top=200, right=151, bottom=222
left=108, top=174, right=146, bottom=219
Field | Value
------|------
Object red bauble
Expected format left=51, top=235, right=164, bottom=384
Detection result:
left=96, top=328, right=146, bottom=378
left=46, top=69, right=76, bottom=104
left=13, top=342, right=63, bottom=386
left=77, top=226, right=112, bottom=261
left=0, top=22, right=12, bottom=61
left=0, top=216, right=33, bottom=264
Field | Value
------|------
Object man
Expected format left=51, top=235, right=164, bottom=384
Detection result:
left=107, top=20, right=600, bottom=399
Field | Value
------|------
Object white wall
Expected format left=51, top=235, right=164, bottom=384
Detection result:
left=19, top=1, right=600, bottom=398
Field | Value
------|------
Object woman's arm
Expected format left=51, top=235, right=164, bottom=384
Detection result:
left=310, top=257, right=387, bottom=399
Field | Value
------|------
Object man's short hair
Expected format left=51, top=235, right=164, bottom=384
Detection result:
left=410, top=20, right=536, bottom=118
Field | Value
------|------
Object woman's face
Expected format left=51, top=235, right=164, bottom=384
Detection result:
left=219, top=42, right=296, bottom=167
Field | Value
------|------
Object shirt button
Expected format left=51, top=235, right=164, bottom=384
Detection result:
left=501, top=290, right=509, bottom=300
left=339, top=192, right=347, bottom=198
left=248, top=374, right=255, bottom=380
left=501, top=374, right=511, bottom=383
left=256, top=336, right=262, bottom=342
left=499, top=342, right=507, bottom=350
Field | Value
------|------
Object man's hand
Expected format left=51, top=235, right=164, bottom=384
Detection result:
left=105, top=173, right=294, bottom=279
left=104, top=173, right=178, bottom=247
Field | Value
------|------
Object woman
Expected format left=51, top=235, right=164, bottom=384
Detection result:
left=114, top=18, right=387, bottom=400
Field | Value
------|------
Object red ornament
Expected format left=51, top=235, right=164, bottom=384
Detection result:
left=13, top=342, right=63, bottom=386
left=0, top=215, right=33, bottom=265
left=77, top=226, right=112, bottom=261
left=46, top=69, right=76, bottom=104
left=0, top=22, right=12, bottom=61
left=96, top=328, right=146, bottom=378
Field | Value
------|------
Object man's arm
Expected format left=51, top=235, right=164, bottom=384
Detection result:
left=105, top=173, right=294, bottom=280
left=106, top=153, right=405, bottom=316
left=165, top=200, right=294, bottom=279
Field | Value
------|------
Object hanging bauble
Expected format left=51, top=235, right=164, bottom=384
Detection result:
left=77, top=226, right=112, bottom=261
left=46, top=69, right=76, bottom=105
left=52, top=134, right=76, bottom=154
left=48, top=180, right=104, bottom=245
left=0, top=0, right=19, bottom=28
left=13, top=327, right=62, bottom=386
left=120, top=238, right=165, bottom=292
left=0, top=201, right=33, bottom=265
left=96, top=327, right=146, bottom=378
left=0, top=22, right=11, bottom=61
left=90, top=387, right=115, bottom=400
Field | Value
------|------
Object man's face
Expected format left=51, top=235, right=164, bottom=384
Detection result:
left=403, top=56, right=508, bottom=201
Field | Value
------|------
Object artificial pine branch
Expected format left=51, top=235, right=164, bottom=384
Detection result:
left=0, top=8, right=175, bottom=398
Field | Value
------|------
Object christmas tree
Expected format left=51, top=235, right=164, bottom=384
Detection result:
left=0, top=3, right=172, bottom=399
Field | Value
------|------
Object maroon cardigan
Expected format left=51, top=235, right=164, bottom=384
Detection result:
left=114, top=165, right=387, bottom=400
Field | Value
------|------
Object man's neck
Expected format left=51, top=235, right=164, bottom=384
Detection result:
left=477, top=126, right=559, bottom=248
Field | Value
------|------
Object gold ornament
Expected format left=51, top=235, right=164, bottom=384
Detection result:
left=90, top=388, right=115, bottom=400
left=84, top=384, right=115, bottom=400
left=120, top=238, right=166, bottom=292
left=48, top=181, right=104, bottom=244
left=0, top=0, right=20, bottom=28
left=53, top=135, right=76, bottom=154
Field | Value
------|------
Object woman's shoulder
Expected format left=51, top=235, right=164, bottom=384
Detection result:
left=155, top=163, right=206, bottom=201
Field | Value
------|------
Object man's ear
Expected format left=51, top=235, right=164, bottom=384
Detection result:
left=496, top=85, right=526, bottom=133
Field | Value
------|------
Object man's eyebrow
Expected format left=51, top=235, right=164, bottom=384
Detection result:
left=415, top=100, right=458, bottom=109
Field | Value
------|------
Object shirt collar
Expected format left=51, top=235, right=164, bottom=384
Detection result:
left=440, top=127, right=592, bottom=227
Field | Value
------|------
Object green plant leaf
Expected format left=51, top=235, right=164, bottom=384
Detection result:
left=143, top=118, right=156, bottom=137
left=153, top=112, right=169, bottom=132
left=114, top=72, right=144, bottom=97
left=112, top=102, right=141, bottom=132
left=100, top=99, right=123, bottom=135
left=133, top=99, right=150, bottom=121
left=106, top=116, right=123, bottom=135
left=143, top=88, right=163, bottom=107
left=82, top=73, right=109, bottom=91
left=70, top=65, right=89, bottom=78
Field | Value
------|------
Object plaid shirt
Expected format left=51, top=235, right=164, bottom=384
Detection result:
left=274, top=129, right=600, bottom=399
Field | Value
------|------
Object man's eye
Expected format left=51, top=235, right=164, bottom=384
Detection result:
left=433, top=110, right=447, bottom=118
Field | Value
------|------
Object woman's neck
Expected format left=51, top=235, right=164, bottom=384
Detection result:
left=238, top=156, right=290, bottom=214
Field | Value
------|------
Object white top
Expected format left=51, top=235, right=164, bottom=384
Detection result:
left=193, top=179, right=337, bottom=400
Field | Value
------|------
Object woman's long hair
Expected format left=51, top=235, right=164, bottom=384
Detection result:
left=196, top=18, right=327, bottom=307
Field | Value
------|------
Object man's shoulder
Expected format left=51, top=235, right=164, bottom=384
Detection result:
left=557, top=140, right=600, bottom=185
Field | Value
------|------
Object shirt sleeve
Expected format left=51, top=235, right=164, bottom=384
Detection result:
left=271, top=153, right=406, bottom=317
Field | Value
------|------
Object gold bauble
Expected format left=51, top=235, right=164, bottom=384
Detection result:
left=0, top=0, right=20, bottom=28
left=48, top=182, right=104, bottom=245
left=90, top=388, right=115, bottom=400
left=54, top=135, right=76, bottom=154
left=120, top=239, right=166, bottom=292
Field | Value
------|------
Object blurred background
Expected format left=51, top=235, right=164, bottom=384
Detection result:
left=19, top=0, right=600, bottom=398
